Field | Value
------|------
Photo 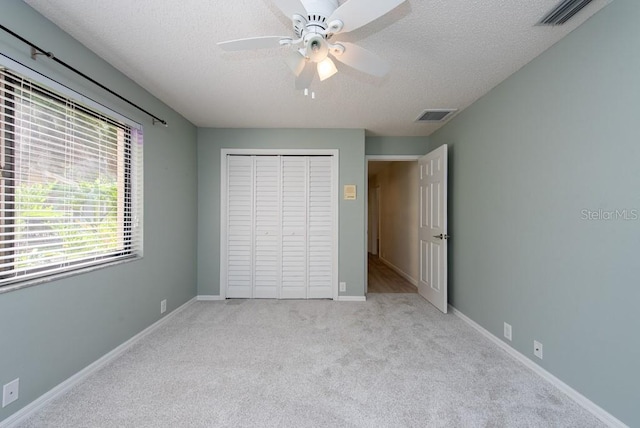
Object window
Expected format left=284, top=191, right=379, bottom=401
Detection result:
left=0, top=65, right=143, bottom=288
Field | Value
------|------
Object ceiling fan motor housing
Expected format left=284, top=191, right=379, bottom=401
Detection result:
left=295, top=0, right=339, bottom=37
left=295, top=0, right=340, bottom=63
left=301, top=0, right=339, bottom=20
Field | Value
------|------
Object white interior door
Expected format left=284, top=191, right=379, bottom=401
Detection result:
left=418, top=145, right=448, bottom=313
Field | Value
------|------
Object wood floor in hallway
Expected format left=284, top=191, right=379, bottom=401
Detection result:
left=367, top=253, right=418, bottom=293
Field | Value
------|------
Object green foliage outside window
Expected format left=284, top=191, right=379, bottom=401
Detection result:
left=14, top=179, right=119, bottom=268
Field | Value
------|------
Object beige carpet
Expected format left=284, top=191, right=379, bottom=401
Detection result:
left=18, top=294, right=603, bottom=427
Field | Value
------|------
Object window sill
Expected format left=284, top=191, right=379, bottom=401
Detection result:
left=0, top=256, right=143, bottom=295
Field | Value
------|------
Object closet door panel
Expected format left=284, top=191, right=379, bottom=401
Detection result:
left=253, top=156, right=281, bottom=298
left=226, top=156, right=253, bottom=298
left=281, top=157, right=307, bottom=299
left=308, top=157, right=333, bottom=298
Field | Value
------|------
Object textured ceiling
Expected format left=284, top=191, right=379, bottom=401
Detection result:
left=24, top=0, right=610, bottom=136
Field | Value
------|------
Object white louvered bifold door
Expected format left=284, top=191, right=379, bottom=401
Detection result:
left=253, top=156, right=280, bottom=298
left=280, top=157, right=308, bottom=299
left=307, top=157, right=333, bottom=299
left=226, top=156, right=253, bottom=298
left=224, top=155, right=334, bottom=299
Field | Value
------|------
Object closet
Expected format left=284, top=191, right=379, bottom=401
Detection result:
left=223, top=154, right=336, bottom=299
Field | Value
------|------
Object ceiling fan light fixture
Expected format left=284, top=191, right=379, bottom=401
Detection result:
left=317, top=57, right=338, bottom=81
left=304, top=34, right=328, bottom=62
left=286, top=49, right=306, bottom=76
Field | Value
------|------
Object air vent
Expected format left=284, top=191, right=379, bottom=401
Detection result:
left=538, top=0, right=594, bottom=25
left=416, top=109, right=457, bottom=123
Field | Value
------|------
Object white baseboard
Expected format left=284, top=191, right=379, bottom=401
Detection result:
left=200, top=294, right=364, bottom=302
left=337, top=295, right=366, bottom=302
left=0, top=298, right=197, bottom=428
left=197, top=295, right=224, bottom=301
left=379, top=256, right=418, bottom=286
left=449, top=305, right=628, bottom=428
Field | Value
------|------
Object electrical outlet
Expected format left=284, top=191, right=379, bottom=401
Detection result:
left=160, top=299, right=167, bottom=314
left=534, top=340, right=543, bottom=359
left=2, top=378, right=19, bottom=408
left=339, top=282, right=346, bottom=292
left=503, top=322, right=512, bottom=341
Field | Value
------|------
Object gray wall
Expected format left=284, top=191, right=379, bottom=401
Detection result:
left=0, top=2, right=198, bottom=422
left=429, top=0, right=639, bottom=425
left=366, top=136, right=429, bottom=155
left=197, top=128, right=366, bottom=297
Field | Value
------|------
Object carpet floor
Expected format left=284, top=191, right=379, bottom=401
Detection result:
left=18, top=294, right=604, bottom=427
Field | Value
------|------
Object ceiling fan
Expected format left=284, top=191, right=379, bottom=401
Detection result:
left=217, top=0, right=407, bottom=89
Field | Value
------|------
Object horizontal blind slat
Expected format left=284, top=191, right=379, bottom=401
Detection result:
left=0, top=253, right=137, bottom=285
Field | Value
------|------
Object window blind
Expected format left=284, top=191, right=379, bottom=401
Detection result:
left=0, top=66, right=143, bottom=287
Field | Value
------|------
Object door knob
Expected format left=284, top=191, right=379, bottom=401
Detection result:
left=433, top=234, right=450, bottom=240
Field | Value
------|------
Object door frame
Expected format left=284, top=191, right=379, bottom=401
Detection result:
left=369, top=187, right=380, bottom=255
left=364, top=155, right=422, bottom=294
left=220, top=148, right=340, bottom=300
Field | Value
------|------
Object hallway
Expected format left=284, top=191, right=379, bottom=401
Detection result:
left=367, top=254, right=418, bottom=293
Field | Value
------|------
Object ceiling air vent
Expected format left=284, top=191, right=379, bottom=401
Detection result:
left=416, top=109, right=457, bottom=123
left=538, top=0, right=594, bottom=25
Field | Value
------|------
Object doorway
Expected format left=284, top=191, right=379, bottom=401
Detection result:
left=366, top=157, right=420, bottom=294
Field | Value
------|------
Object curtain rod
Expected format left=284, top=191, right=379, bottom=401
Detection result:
left=0, top=23, right=168, bottom=127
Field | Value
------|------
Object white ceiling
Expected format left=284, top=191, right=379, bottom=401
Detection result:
left=24, top=0, right=610, bottom=136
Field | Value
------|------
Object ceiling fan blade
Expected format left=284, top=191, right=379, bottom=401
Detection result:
left=332, top=42, right=390, bottom=77
left=217, top=36, right=288, bottom=51
left=328, top=0, right=406, bottom=34
left=295, top=63, right=315, bottom=90
left=286, top=50, right=307, bottom=77
left=272, top=0, right=307, bottom=19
